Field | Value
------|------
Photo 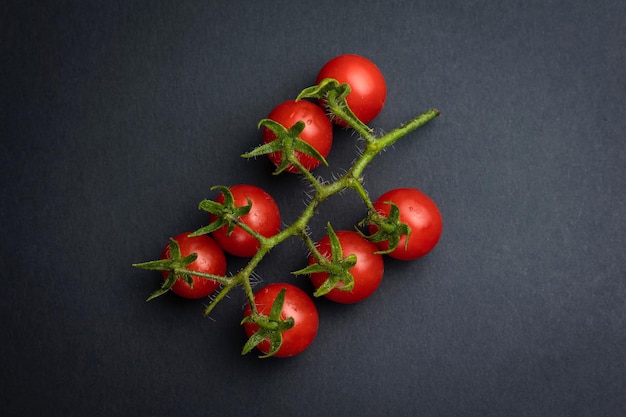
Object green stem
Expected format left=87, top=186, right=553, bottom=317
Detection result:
left=141, top=101, right=439, bottom=321
left=287, top=152, right=324, bottom=194
left=220, top=108, right=440, bottom=313
left=298, top=228, right=327, bottom=265
left=350, top=108, right=440, bottom=179
left=175, top=269, right=234, bottom=286
left=380, top=108, right=440, bottom=146
left=350, top=178, right=376, bottom=213
left=204, top=282, right=236, bottom=316
left=326, top=90, right=375, bottom=141
left=232, top=217, right=269, bottom=247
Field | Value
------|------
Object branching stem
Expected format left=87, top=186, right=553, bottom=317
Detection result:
left=137, top=79, right=440, bottom=320
left=210, top=107, right=440, bottom=314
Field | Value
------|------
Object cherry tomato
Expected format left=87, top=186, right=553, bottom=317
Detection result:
left=211, top=184, right=281, bottom=257
left=316, top=54, right=387, bottom=126
left=243, top=283, right=319, bottom=358
left=309, top=230, right=384, bottom=304
left=369, top=188, right=443, bottom=260
left=160, top=233, right=226, bottom=299
left=262, top=99, right=333, bottom=173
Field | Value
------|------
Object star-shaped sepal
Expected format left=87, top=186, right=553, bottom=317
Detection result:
left=296, top=77, right=373, bottom=134
left=188, top=185, right=253, bottom=238
left=241, top=119, right=328, bottom=175
left=292, top=222, right=357, bottom=297
left=358, top=202, right=411, bottom=255
left=241, top=288, right=295, bottom=358
left=132, top=238, right=198, bottom=301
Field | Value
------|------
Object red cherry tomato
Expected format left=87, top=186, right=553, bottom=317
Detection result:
left=243, top=283, right=319, bottom=358
left=262, top=99, right=333, bottom=173
left=309, top=230, right=384, bottom=304
left=211, top=184, right=281, bottom=257
left=316, top=54, right=387, bottom=126
left=369, top=188, right=442, bottom=260
left=160, top=233, right=226, bottom=299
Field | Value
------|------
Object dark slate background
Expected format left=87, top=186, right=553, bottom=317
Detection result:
left=2, top=1, right=625, bottom=416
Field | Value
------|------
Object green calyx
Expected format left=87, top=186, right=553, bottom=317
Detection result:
left=241, top=288, right=295, bottom=358
left=241, top=118, right=328, bottom=175
left=189, top=185, right=252, bottom=237
left=293, top=223, right=356, bottom=297
left=132, top=238, right=198, bottom=301
left=297, top=77, right=373, bottom=135
left=359, top=202, right=411, bottom=255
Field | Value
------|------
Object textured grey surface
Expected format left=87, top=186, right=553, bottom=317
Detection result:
left=2, top=1, right=625, bottom=416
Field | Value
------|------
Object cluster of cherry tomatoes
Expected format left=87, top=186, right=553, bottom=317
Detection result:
left=142, top=54, right=442, bottom=358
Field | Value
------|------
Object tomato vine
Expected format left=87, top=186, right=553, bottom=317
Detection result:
left=134, top=55, right=441, bottom=358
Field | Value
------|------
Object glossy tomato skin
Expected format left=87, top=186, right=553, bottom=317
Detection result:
left=211, top=184, right=281, bottom=257
left=316, top=54, right=387, bottom=125
left=262, top=100, right=333, bottom=173
left=309, top=230, right=384, bottom=304
left=369, top=188, right=443, bottom=260
left=243, top=283, right=319, bottom=358
left=160, top=233, right=226, bottom=299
